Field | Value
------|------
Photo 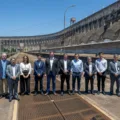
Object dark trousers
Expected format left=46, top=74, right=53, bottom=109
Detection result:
left=97, top=72, right=106, bottom=92
left=46, top=71, right=56, bottom=93
left=72, top=73, right=81, bottom=91
left=110, top=75, right=120, bottom=94
left=85, top=77, right=94, bottom=92
left=34, top=75, right=43, bottom=92
left=20, top=75, right=30, bottom=94
left=60, top=74, right=70, bottom=92
left=9, top=79, right=18, bottom=98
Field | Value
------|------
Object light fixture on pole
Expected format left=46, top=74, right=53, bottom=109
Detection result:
left=63, top=5, right=76, bottom=53
left=64, top=5, right=76, bottom=29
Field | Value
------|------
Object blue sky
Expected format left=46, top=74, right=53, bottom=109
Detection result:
left=0, top=0, right=116, bottom=36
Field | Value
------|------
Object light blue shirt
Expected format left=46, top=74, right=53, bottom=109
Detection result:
left=1, top=60, right=7, bottom=79
left=71, top=59, right=83, bottom=73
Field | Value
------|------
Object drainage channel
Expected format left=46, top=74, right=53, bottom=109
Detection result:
left=48, top=95, right=66, bottom=120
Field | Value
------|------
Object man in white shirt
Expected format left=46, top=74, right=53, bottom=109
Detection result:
left=109, top=54, right=120, bottom=97
left=71, top=54, right=84, bottom=95
left=95, top=52, right=107, bottom=95
left=45, top=51, right=59, bottom=95
left=84, top=57, right=96, bottom=95
left=59, top=54, right=71, bottom=96
left=6, top=58, right=20, bottom=102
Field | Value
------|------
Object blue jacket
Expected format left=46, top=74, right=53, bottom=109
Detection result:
left=0, top=60, right=10, bottom=79
left=34, top=60, right=45, bottom=76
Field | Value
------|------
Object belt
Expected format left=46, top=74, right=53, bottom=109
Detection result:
left=73, top=72, right=80, bottom=74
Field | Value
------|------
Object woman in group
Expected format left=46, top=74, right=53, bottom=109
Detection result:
left=20, top=56, right=32, bottom=95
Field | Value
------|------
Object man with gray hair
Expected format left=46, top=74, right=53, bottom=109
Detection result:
left=84, top=56, right=96, bottom=95
left=0, top=53, right=10, bottom=98
left=6, top=58, right=20, bottom=102
left=109, top=54, right=120, bottom=97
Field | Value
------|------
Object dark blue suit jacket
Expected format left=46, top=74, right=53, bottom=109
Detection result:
left=84, top=62, right=96, bottom=78
left=34, top=60, right=45, bottom=76
left=0, top=60, right=10, bottom=79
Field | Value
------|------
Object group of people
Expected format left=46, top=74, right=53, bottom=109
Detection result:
left=0, top=51, right=120, bottom=102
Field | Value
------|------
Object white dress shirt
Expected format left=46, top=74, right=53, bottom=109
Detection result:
left=50, top=58, right=54, bottom=70
left=64, top=60, right=67, bottom=72
left=12, top=66, right=16, bottom=77
left=39, top=61, right=41, bottom=67
left=115, top=62, right=118, bottom=74
left=89, top=64, right=92, bottom=74
left=95, top=58, right=107, bottom=73
left=20, top=62, right=32, bottom=75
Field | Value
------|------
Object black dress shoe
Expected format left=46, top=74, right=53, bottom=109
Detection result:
left=45, top=92, right=49, bottom=95
left=40, top=91, right=44, bottom=95
left=91, top=91, right=95, bottom=95
left=9, top=98, right=12, bottom=102
left=19, top=92, right=24, bottom=95
left=53, top=92, right=57, bottom=96
left=24, top=91, right=28, bottom=95
left=97, top=91, right=100, bottom=95
left=27, top=93, right=30, bottom=95
left=61, top=92, right=64, bottom=96
left=110, top=92, right=113, bottom=96
left=117, top=93, right=120, bottom=97
left=67, top=91, right=71, bottom=95
left=5, top=94, right=9, bottom=99
left=4, top=93, right=9, bottom=97
left=15, top=97, right=20, bottom=101
left=78, top=91, right=81, bottom=95
left=0, top=95, right=3, bottom=99
left=85, top=91, right=88, bottom=94
left=72, top=91, right=75, bottom=95
left=102, top=91, right=106, bottom=95
left=34, top=92, right=38, bottom=96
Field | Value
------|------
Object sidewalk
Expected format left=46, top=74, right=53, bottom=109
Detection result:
left=0, top=53, right=20, bottom=120
left=0, top=99, right=14, bottom=120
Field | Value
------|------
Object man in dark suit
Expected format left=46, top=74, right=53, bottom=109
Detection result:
left=0, top=53, right=10, bottom=98
left=34, top=54, right=45, bottom=95
left=45, top=51, right=59, bottom=95
left=6, top=58, right=20, bottom=102
left=59, top=54, right=71, bottom=96
left=84, top=57, right=96, bottom=95
left=109, top=54, right=120, bottom=97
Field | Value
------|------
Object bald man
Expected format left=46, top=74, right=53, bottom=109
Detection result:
left=0, top=53, right=10, bottom=98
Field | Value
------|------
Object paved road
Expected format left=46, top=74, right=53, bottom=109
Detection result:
left=25, top=52, right=120, bottom=120
left=1, top=52, right=119, bottom=120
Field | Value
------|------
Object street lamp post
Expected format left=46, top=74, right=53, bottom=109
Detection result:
left=64, top=5, right=76, bottom=29
left=63, top=5, right=76, bottom=53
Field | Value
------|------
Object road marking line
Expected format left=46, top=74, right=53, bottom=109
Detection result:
left=12, top=101, right=18, bottom=120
